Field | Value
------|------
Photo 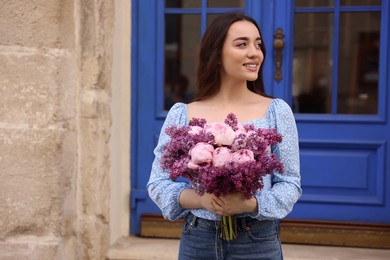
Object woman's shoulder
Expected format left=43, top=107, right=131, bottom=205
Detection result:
left=187, top=100, right=209, bottom=120
left=169, top=102, right=187, bottom=112
left=269, top=98, right=294, bottom=115
left=165, top=102, right=188, bottom=125
left=267, top=98, right=297, bottom=132
left=187, top=100, right=206, bottom=109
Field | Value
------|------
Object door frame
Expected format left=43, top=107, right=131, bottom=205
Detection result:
left=130, top=0, right=390, bottom=235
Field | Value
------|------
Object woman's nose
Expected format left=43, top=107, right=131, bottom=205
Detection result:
left=247, top=44, right=259, bottom=58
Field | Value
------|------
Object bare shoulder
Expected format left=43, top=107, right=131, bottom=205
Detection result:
left=187, top=101, right=209, bottom=119
left=188, top=95, right=274, bottom=122
left=245, top=93, right=272, bottom=110
left=257, top=95, right=273, bottom=107
left=188, top=100, right=231, bottom=122
left=244, top=94, right=273, bottom=119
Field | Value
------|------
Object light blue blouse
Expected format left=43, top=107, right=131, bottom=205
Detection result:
left=147, top=98, right=302, bottom=221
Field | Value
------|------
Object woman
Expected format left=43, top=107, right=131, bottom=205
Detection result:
left=147, top=12, right=301, bottom=260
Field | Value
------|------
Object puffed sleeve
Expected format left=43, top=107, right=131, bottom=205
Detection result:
left=147, top=103, right=191, bottom=221
left=254, top=99, right=302, bottom=220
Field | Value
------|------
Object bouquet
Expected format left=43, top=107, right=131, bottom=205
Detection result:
left=161, top=113, right=283, bottom=240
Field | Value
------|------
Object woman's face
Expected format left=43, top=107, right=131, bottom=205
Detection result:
left=220, top=20, right=263, bottom=83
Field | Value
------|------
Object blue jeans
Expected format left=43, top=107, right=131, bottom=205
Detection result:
left=178, top=213, right=283, bottom=260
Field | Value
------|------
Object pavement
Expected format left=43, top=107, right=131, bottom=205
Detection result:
left=106, top=236, right=390, bottom=260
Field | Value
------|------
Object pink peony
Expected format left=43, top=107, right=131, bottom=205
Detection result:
left=264, top=145, right=271, bottom=155
left=161, top=112, right=284, bottom=242
left=212, top=147, right=231, bottom=167
left=231, top=149, right=255, bottom=164
left=235, top=123, right=246, bottom=136
left=161, top=112, right=284, bottom=200
left=187, top=161, right=200, bottom=170
left=188, top=142, right=214, bottom=169
left=205, top=122, right=236, bottom=146
left=188, top=125, right=203, bottom=135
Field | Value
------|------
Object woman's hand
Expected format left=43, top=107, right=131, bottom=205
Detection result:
left=180, top=189, right=258, bottom=216
left=199, top=192, right=217, bottom=212
left=180, top=189, right=220, bottom=213
left=211, top=192, right=258, bottom=216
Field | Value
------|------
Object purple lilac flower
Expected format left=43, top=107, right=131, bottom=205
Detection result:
left=189, top=117, right=207, bottom=128
left=160, top=113, right=284, bottom=199
left=224, top=113, right=239, bottom=131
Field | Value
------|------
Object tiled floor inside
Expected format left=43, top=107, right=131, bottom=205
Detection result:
left=107, top=236, right=390, bottom=260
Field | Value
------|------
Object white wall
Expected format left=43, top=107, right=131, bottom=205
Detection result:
left=109, top=0, right=131, bottom=244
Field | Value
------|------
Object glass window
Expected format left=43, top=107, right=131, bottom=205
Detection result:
left=165, top=0, right=201, bottom=8
left=164, top=14, right=200, bottom=110
left=293, top=13, right=333, bottom=114
left=295, top=0, right=334, bottom=7
left=337, top=12, right=380, bottom=114
left=340, top=0, right=381, bottom=6
left=293, top=2, right=381, bottom=115
left=163, top=1, right=246, bottom=110
left=208, top=0, right=245, bottom=8
left=207, top=14, right=220, bottom=27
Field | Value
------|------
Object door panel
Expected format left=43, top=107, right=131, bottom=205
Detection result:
left=299, top=140, right=385, bottom=205
left=131, top=0, right=390, bottom=235
left=275, top=0, right=390, bottom=223
left=131, top=0, right=254, bottom=235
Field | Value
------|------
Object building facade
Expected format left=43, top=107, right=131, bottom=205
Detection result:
left=131, top=0, right=390, bottom=247
left=0, top=0, right=389, bottom=259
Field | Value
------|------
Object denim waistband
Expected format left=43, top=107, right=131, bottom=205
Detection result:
left=185, top=212, right=273, bottom=231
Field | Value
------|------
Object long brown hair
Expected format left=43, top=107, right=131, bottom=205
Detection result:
left=195, top=12, right=267, bottom=101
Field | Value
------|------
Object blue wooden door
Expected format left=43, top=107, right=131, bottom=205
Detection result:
left=270, top=0, right=390, bottom=224
left=131, top=0, right=390, bottom=235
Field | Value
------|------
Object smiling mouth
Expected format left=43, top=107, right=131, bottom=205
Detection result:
left=244, top=63, right=258, bottom=71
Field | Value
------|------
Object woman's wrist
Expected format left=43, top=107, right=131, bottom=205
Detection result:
left=245, top=197, right=258, bottom=213
left=179, top=188, right=202, bottom=209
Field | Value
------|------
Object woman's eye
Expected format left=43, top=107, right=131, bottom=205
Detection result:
left=237, top=42, right=247, bottom=47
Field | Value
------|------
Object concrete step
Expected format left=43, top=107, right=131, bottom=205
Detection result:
left=107, top=236, right=390, bottom=260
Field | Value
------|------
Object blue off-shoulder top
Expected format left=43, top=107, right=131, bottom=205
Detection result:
left=147, top=98, right=302, bottom=221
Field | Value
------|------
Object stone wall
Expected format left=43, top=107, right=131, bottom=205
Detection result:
left=0, top=0, right=114, bottom=259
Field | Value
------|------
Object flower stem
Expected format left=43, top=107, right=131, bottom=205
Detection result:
left=220, top=216, right=237, bottom=241
left=228, top=216, right=233, bottom=240
left=222, top=216, right=229, bottom=240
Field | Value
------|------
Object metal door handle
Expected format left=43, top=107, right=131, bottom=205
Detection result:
left=274, top=28, right=284, bottom=82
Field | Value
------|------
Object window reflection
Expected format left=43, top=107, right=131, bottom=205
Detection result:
left=337, top=12, right=380, bottom=114
left=164, top=1, right=246, bottom=111
left=165, top=0, right=201, bottom=8
left=295, top=0, right=333, bottom=7
left=207, top=14, right=220, bottom=27
left=166, top=0, right=245, bottom=8
left=340, top=0, right=381, bottom=6
left=293, top=13, right=333, bottom=114
left=164, top=14, right=200, bottom=110
left=208, top=0, right=245, bottom=8
left=293, top=9, right=380, bottom=115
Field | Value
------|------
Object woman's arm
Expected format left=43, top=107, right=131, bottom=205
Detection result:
left=253, top=99, right=302, bottom=220
left=180, top=189, right=258, bottom=216
left=147, top=103, right=191, bottom=221
left=211, top=192, right=258, bottom=216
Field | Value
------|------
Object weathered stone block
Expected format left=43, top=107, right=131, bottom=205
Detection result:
left=79, top=217, right=110, bottom=260
left=0, top=241, right=58, bottom=260
left=0, top=52, right=75, bottom=126
left=79, top=117, right=111, bottom=219
left=0, top=0, right=71, bottom=47
left=0, top=0, right=114, bottom=258
left=0, top=129, right=64, bottom=239
left=80, top=0, right=114, bottom=91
